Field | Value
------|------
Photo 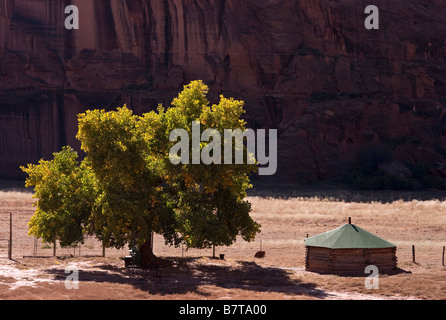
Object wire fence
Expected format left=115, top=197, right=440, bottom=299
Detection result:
left=8, top=236, right=127, bottom=259
left=149, top=235, right=311, bottom=266
left=2, top=234, right=444, bottom=269
left=3, top=233, right=308, bottom=263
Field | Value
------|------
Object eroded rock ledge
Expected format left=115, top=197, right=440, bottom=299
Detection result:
left=1, top=0, right=446, bottom=183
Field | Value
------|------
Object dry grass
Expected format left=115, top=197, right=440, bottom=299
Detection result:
left=245, top=195, right=446, bottom=300
left=1, top=189, right=446, bottom=300
left=0, top=190, right=34, bottom=212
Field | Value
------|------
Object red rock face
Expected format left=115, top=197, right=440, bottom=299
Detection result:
left=1, top=0, right=446, bottom=183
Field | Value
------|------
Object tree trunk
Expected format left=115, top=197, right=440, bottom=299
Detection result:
left=140, top=238, right=155, bottom=267
left=139, top=233, right=169, bottom=267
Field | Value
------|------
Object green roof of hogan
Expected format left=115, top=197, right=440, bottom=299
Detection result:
left=304, top=224, right=396, bottom=249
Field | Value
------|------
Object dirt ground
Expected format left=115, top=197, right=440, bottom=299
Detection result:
left=1, top=188, right=446, bottom=300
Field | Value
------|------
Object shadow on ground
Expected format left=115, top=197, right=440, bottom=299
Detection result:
left=307, top=267, right=412, bottom=277
left=248, top=184, right=446, bottom=203
left=45, top=257, right=332, bottom=299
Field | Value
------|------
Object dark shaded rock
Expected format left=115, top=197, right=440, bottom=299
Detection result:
left=1, top=0, right=446, bottom=183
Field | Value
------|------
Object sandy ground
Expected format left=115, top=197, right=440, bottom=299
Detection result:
left=1, top=189, right=446, bottom=300
left=0, top=257, right=419, bottom=300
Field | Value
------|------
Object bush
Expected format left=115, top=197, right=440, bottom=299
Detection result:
left=407, top=162, right=446, bottom=189
left=346, top=170, right=416, bottom=190
left=346, top=158, right=446, bottom=191
left=354, top=145, right=393, bottom=176
left=346, top=145, right=415, bottom=190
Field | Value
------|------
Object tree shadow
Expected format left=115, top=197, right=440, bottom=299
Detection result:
left=307, top=266, right=412, bottom=277
left=248, top=183, right=446, bottom=203
left=45, top=257, right=333, bottom=299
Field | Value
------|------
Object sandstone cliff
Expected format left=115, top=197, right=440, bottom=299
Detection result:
left=1, top=0, right=446, bottom=184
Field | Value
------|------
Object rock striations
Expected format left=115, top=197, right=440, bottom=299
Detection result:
left=1, top=0, right=446, bottom=183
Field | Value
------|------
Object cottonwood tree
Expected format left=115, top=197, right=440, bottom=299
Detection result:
left=159, top=81, right=260, bottom=255
left=21, top=146, right=97, bottom=248
left=76, top=106, right=179, bottom=266
left=23, top=80, right=260, bottom=266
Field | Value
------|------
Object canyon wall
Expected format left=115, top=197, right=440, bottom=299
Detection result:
left=1, top=0, right=446, bottom=183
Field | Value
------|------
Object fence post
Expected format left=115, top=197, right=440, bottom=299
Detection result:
left=8, top=212, right=12, bottom=260
left=442, top=246, right=445, bottom=266
left=33, top=237, right=37, bottom=257
left=412, top=245, right=416, bottom=263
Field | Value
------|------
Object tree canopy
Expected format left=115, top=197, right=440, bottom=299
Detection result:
left=21, top=146, right=97, bottom=247
left=22, top=80, right=261, bottom=265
